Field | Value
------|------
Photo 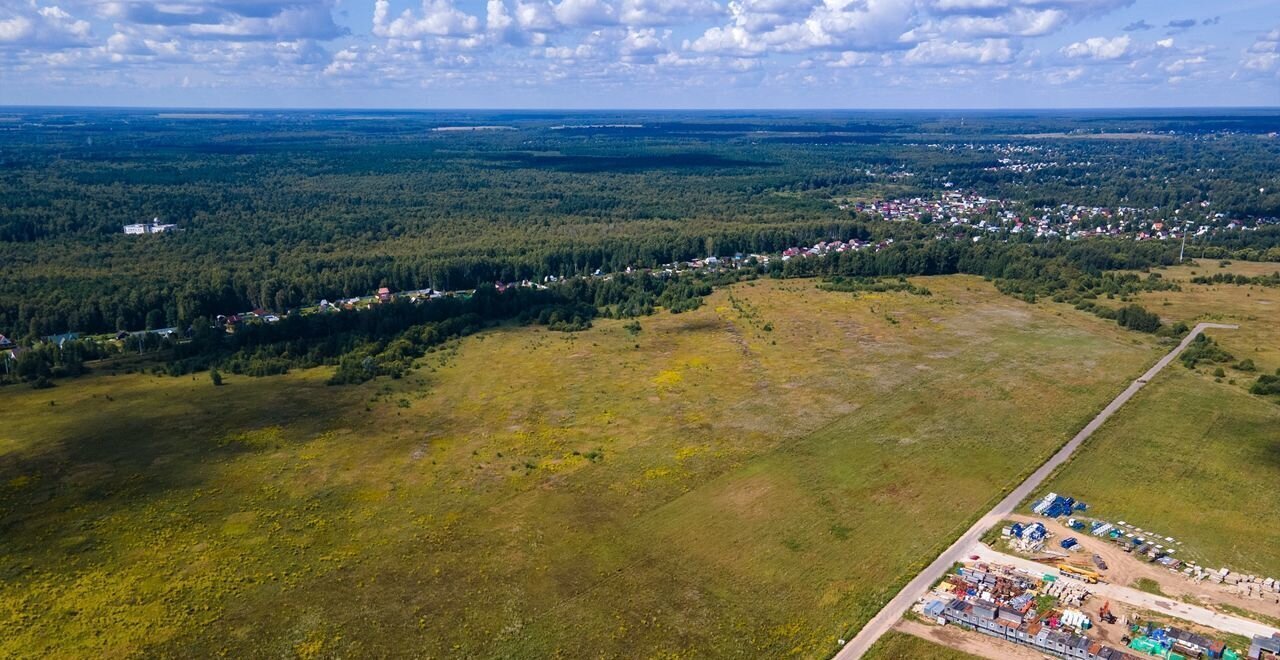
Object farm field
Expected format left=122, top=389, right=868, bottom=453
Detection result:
left=1038, top=262, right=1280, bottom=579
left=0, top=276, right=1160, bottom=658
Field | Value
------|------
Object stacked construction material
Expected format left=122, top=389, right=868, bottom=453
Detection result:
left=1033, top=492, right=1087, bottom=518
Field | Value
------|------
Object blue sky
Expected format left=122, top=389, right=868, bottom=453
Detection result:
left=1, top=0, right=1278, bottom=108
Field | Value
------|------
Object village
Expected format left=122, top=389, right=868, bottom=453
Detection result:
left=839, top=191, right=1279, bottom=242
left=902, top=491, right=1280, bottom=660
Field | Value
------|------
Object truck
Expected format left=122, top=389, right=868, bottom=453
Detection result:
left=1058, top=564, right=1101, bottom=583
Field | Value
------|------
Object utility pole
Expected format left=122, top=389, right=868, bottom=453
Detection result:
left=1179, top=220, right=1190, bottom=263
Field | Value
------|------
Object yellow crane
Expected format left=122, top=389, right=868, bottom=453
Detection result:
left=1058, top=564, right=1101, bottom=583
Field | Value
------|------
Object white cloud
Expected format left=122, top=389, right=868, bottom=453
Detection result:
left=1061, top=34, right=1130, bottom=60
left=1241, top=26, right=1279, bottom=74
left=619, top=26, right=666, bottom=57
left=553, top=0, right=617, bottom=26
left=4, top=0, right=1273, bottom=106
left=619, top=0, right=721, bottom=26
left=0, top=0, right=91, bottom=49
left=373, top=0, right=481, bottom=39
left=1162, top=55, right=1205, bottom=74
left=821, top=50, right=878, bottom=67
left=91, top=0, right=346, bottom=41
left=688, top=0, right=917, bottom=56
left=512, top=0, right=558, bottom=31
left=1045, top=65, right=1084, bottom=83
left=904, top=38, right=1015, bottom=65
left=486, top=0, right=547, bottom=44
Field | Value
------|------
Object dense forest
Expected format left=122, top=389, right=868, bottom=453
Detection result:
left=2, top=108, right=1280, bottom=384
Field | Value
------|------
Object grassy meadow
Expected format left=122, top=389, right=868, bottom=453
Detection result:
left=0, top=276, right=1159, bottom=658
left=1038, top=262, right=1280, bottom=579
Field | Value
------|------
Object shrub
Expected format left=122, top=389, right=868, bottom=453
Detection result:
left=1251, top=374, right=1280, bottom=396
left=1181, top=335, right=1234, bottom=369
left=1115, top=304, right=1162, bottom=333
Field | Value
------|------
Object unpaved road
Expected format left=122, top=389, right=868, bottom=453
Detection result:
left=833, top=323, right=1239, bottom=659
left=967, top=543, right=1280, bottom=640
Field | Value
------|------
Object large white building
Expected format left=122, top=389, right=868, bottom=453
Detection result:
left=124, top=218, right=177, bottom=235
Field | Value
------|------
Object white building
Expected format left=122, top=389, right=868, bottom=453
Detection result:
left=124, top=218, right=177, bottom=235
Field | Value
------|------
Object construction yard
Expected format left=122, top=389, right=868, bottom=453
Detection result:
left=910, top=553, right=1272, bottom=660
left=1003, top=513, right=1280, bottom=622
left=887, top=486, right=1280, bottom=660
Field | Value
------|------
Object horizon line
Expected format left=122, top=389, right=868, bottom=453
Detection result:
left=4, top=104, right=1280, bottom=113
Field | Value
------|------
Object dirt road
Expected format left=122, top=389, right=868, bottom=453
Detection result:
left=833, top=323, right=1239, bottom=659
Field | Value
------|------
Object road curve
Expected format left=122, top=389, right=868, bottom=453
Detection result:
left=833, top=322, right=1239, bottom=659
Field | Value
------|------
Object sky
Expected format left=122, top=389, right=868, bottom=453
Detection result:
left=1, top=0, right=1278, bottom=108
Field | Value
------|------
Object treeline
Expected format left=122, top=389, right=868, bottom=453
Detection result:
left=817, top=276, right=932, bottom=296
left=203, top=236, right=1211, bottom=383
left=256, top=236, right=1204, bottom=381
left=161, top=271, right=719, bottom=385
left=1190, top=271, right=1280, bottom=287
left=4, top=233, right=1276, bottom=389
left=0, top=218, right=880, bottom=339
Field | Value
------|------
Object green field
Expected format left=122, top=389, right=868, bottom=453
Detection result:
left=1039, top=262, right=1280, bottom=578
left=0, top=276, right=1159, bottom=657
left=864, top=631, right=981, bottom=659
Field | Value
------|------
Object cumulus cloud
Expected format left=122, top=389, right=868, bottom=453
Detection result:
left=553, top=0, right=617, bottom=26
left=618, top=26, right=666, bottom=57
left=909, top=0, right=1137, bottom=42
left=1062, top=34, right=1130, bottom=60
left=904, top=38, right=1015, bottom=65
left=688, top=0, right=917, bottom=56
left=4, top=0, right=1272, bottom=105
left=818, top=50, right=884, bottom=68
left=98, top=0, right=346, bottom=41
left=1242, top=26, right=1279, bottom=74
left=619, top=0, right=721, bottom=26
left=0, top=0, right=91, bottom=49
left=511, top=0, right=558, bottom=31
left=373, top=0, right=480, bottom=39
left=688, top=0, right=1138, bottom=59
left=1162, top=55, right=1205, bottom=74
